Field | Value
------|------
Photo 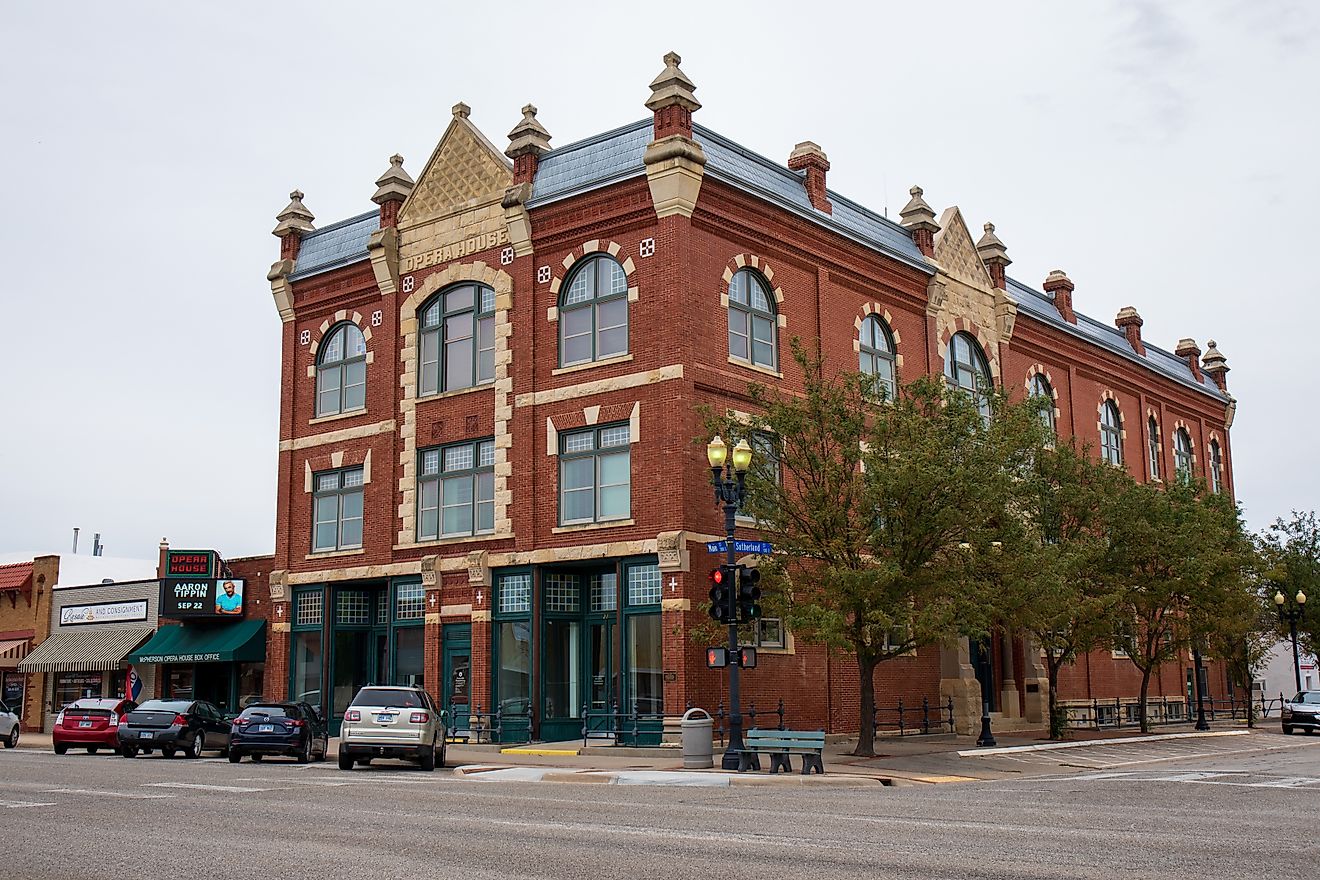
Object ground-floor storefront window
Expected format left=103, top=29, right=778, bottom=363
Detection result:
left=2, top=672, right=26, bottom=715
left=53, top=671, right=103, bottom=710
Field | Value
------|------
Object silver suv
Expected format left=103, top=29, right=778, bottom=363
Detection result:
left=338, top=686, right=446, bottom=771
left=1282, top=690, right=1320, bottom=735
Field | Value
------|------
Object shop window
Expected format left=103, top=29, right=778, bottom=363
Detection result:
left=728, top=268, right=777, bottom=370
left=312, top=466, right=364, bottom=552
left=315, top=322, right=367, bottom=417
left=945, top=332, right=992, bottom=421
left=627, top=614, right=663, bottom=717
left=559, top=254, right=629, bottom=367
left=499, top=573, right=532, bottom=615
left=236, top=663, right=265, bottom=710
left=54, top=672, right=102, bottom=710
left=166, top=667, right=194, bottom=699
left=418, top=439, right=494, bottom=540
left=559, top=424, right=631, bottom=525
left=859, top=315, right=897, bottom=399
left=1174, top=428, right=1194, bottom=483
left=419, top=283, right=495, bottom=396
left=494, top=572, right=533, bottom=718
left=395, top=582, right=425, bottom=621
left=336, top=590, right=371, bottom=625
left=1148, top=416, right=1161, bottom=480
left=291, top=588, right=324, bottom=715
left=1100, top=401, right=1123, bottom=466
left=544, top=574, right=581, bottom=613
left=1029, top=374, right=1055, bottom=438
left=394, top=627, right=424, bottom=689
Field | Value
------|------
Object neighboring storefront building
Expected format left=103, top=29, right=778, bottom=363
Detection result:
left=19, top=578, right=160, bottom=730
left=0, top=556, right=57, bottom=731
left=259, top=54, right=1240, bottom=737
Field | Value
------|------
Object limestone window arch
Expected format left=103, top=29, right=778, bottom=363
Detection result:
left=558, top=254, right=629, bottom=367
left=417, top=282, right=495, bottom=396
left=314, top=322, right=368, bottom=417
left=944, top=331, right=992, bottom=421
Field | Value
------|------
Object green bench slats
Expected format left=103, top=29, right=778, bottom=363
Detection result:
left=738, top=728, right=825, bottom=774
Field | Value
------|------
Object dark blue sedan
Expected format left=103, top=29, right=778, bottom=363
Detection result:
left=228, top=701, right=328, bottom=763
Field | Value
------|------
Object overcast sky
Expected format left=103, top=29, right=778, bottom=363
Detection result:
left=1, top=1, right=1315, bottom=560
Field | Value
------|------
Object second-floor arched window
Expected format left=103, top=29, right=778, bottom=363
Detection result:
left=1100, top=400, right=1123, bottom=466
left=560, top=255, right=628, bottom=367
left=859, top=315, right=897, bottom=399
left=945, top=332, right=992, bottom=421
left=1174, top=428, right=1194, bottom=482
left=316, top=322, right=367, bottom=417
left=728, top=268, right=777, bottom=370
left=1148, top=416, right=1161, bottom=480
left=419, top=283, right=495, bottom=396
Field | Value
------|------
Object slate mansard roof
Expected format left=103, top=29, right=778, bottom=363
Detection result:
left=286, top=120, right=1225, bottom=401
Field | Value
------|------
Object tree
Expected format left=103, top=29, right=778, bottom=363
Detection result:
left=1259, top=511, right=1320, bottom=659
left=1102, top=478, right=1254, bottom=733
left=713, top=343, right=1047, bottom=756
left=992, top=441, right=1129, bottom=738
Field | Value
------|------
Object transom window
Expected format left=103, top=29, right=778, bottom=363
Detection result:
left=627, top=563, right=662, bottom=606
left=560, top=255, right=628, bottom=366
left=1148, top=416, right=1161, bottom=480
left=1100, top=401, right=1123, bottom=466
left=1209, top=440, right=1223, bottom=494
left=944, top=332, right=992, bottom=420
left=312, top=467, right=364, bottom=552
left=395, top=582, right=425, bottom=620
left=728, top=269, right=777, bottom=370
left=419, top=283, right=495, bottom=396
left=498, top=573, right=532, bottom=615
left=559, top=424, right=631, bottom=525
left=859, top=315, right=897, bottom=399
left=1174, top=428, right=1194, bottom=482
left=295, top=591, right=323, bottom=627
left=316, top=323, right=367, bottom=417
left=418, top=439, right=495, bottom=540
left=1029, top=374, right=1055, bottom=437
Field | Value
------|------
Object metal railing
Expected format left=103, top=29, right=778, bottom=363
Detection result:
left=580, top=699, right=667, bottom=747
left=711, top=698, right=786, bottom=747
left=456, top=703, right=534, bottom=744
left=1062, top=692, right=1285, bottom=730
left=872, top=696, right=956, bottom=736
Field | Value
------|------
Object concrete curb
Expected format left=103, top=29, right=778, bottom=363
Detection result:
left=957, top=728, right=1251, bottom=758
left=451, top=764, right=889, bottom=787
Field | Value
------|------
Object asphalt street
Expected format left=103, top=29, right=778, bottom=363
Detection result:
left=2, top=733, right=1317, bottom=879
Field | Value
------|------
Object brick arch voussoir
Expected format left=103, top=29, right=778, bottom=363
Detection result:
left=720, top=253, right=787, bottom=330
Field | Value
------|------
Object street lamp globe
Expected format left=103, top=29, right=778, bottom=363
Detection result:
left=1275, top=591, right=1286, bottom=606
left=731, top=439, right=754, bottom=473
left=1298, top=590, right=1307, bottom=606
left=707, top=435, right=728, bottom=469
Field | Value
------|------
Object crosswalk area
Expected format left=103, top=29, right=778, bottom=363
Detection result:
left=973, top=731, right=1318, bottom=770
left=1071, top=769, right=1320, bottom=789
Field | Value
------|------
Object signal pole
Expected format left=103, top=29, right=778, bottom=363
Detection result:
left=706, top=435, right=753, bottom=769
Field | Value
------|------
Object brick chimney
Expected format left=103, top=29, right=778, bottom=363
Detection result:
left=1043, top=269, right=1076, bottom=325
left=1115, top=307, right=1145, bottom=356
left=646, top=51, right=700, bottom=140
left=272, top=190, right=315, bottom=261
left=1175, top=338, right=1204, bottom=383
left=372, top=155, right=414, bottom=229
left=1201, top=340, right=1229, bottom=391
left=975, top=222, right=1011, bottom=289
left=899, top=186, right=939, bottom=257
left=643, top=52, right=706, bottom=220
left=505, top=104, right=552, bottom=185
left=788, top=141, right=832, bottom=215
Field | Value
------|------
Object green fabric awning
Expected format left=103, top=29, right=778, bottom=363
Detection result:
left=128, top=620, right=266, bottom=664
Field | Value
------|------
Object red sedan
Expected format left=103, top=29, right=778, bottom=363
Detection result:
left=53, top=698, right=137, bottom=755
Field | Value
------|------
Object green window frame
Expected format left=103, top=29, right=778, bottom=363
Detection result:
left=315, top=322, right=367, bottom=417
left=419, top=283, right=495, bottom=396
left=623, top=561, right=663, bottom=718
left=289, top=588, right=324, bottom=714
left=944, top=331, right=992, bottom=421
left=1029, top=374, right=1055, bottom=437
left=493, top=570, right=533, bottom=719
left=1209, top=440, right=1223, bottom=494
left=558, top=423, right=631, bottom=526
left=418, top=439, right=495, bottom=540
left=559, top=255, right=629, bottom=367
left=391, top=579, right=425, bottom=689
left=1174, top=428, right=1194, bottom=483
left=312, top=466, right=364, bottom=552
left=728, top=268, right=777, bottom=370
left=1148, top=416, right=1161, bottom=480
left=1100, top=401, right=1123, bottom=466
left=859, top=315, right=896, bottom=399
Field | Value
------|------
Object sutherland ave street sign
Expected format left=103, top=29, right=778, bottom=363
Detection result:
left=705, top=540, right=774, bottom=555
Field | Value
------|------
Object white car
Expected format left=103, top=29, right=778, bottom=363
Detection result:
left=1281, top=690, right=1320, bottom=735
left=338, top=685, right=446, bottom=771
left=0, top=701, right=19, bottom=749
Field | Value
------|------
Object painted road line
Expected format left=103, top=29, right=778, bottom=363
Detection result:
left=0, top=800, right=57, bottom=808
left=43, top=788, right=175, bottom=799
left=144, top=782, right=277, bottom=793
left=958, top=729, right=1251, bottom=757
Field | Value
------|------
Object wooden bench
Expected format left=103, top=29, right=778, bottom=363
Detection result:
left=740, top=728, right=825, bottom=775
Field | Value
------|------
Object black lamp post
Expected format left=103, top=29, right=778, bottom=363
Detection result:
left=1191, top=642, right=1209, bottom=731
left=707, top=434, right=753, bottom=770
left=1274, top=588, right=1308, bottom=693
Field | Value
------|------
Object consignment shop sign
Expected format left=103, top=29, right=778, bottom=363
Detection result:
left=60, top=600, right=149, bottom=626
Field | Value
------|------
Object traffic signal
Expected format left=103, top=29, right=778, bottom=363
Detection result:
left=705, top=646, right=728, bottom=668
left=707, top=566, right=734, bottom=623
left=737, top=565, right=762, bottom=623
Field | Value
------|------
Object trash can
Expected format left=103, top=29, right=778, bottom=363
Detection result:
left=680, top=707, right=714, bottom=769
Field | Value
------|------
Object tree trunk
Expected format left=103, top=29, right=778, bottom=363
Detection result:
left=1138, top=666, right=1153, bottom=734
left=853, top=654, right=880, bottom=757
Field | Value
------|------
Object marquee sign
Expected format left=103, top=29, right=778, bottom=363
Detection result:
left=159, top=578, right=245, bottom=620
left=165, top=550, right=219, bottom=579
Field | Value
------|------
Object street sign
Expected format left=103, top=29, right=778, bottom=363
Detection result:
left=705, top=540, right=774, bottom=555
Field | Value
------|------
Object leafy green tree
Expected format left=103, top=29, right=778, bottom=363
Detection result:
left=1259, top=511, right=1320, bottom=658
left=712, top=343, right=1047, bottom=756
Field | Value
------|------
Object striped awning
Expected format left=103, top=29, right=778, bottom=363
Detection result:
left=17, top=627, right=154, bottom=674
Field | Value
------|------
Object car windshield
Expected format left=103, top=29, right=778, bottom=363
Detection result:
left=241, top=705, right=293, bottom=719
left=135, top=700, right=193, bottom=713
left=1294, top=692, right=1320, bottom=705
left=352, top=688, right=420, bottom=708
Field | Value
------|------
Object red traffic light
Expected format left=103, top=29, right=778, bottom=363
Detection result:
left=706, top=646, right=728, bottom=668
left=709, top=567, right=726, bottom=585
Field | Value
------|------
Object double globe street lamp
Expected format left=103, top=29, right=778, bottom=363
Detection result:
left=1274, top=588, right=1308, bottom=693
left=707, top=434, right=754, bottom=769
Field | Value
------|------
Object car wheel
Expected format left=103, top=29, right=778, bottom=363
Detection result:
left=53, top=744, right=68, bottom=755
left=186, top=732, right=203, bottom=759
left=4, top=727, right=18, bottom=749
left=439, top=738, right=447, bottom=769
left=121, top=747, right=138, bottom=758
left=338, top=752, right=354, bottom=771
left=297, top=737, right=312, bottom=764
left=420, top=743, right=436, bottom=772
left=1283, top=724, right=1294, bottom=735
left=87, top=746, right=99, bottom=755
left=228, top=750, right=242, bottom=763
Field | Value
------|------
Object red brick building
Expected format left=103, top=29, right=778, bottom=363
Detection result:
left=260, top=53, right=1237, bottom=737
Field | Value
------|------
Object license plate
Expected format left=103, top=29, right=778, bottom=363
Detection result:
left=375, top=714, right=395, bottom=724
left=258, top=724, right=274, bottom=733
left=140, top=731, right=153, bottom=739
left=79, top=721, right=92, bottom=728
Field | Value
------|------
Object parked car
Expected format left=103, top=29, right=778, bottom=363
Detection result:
left=338, top=685, right=446, bottom=771
left=118, top=699, right=231, bottom=758
left=52, top=698, right=136, bottom=755
left=0, top=701, right=18, bottom=749
left=1281, top=690, right=1320, bottom=735
left=228, top=701, right=328, bottom=763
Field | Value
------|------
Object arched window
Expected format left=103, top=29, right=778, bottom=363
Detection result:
left=315, top=323, right=367, bottom=417
left=1100, top=401, right=1123, bottom=466
left=1209, top=439, right=1224, bottom=494
left=944, top=332, right=992, bottom=420
left=559, top=255, right=628, bottom=367
left=1147, top=416, right=1161, bottom=480
left=728, top=268, right=777, bottom=370
left=419, top=283, right=495, bottom=396
left=1029, top=374, right=1055, bottom=436
left=859, top=315, right=897, bottom=399
left=1174, top=428, right=1194, bottom=482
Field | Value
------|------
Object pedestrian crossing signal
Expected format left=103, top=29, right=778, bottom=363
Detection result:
left=706, top=646, right=728, bottom=668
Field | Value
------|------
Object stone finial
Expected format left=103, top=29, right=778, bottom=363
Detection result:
left=976, top=222, right=1011, bottom=288
left=372, top=155, right=415, bottom=228
left=899, top=186, right=939, bottom=257
left=272, top=190, right=315, bottom=260
left=506, top=104, right=553, bottom=186
left=1043, top=269, right=1076, bottom=325
left=1175, top=338, right=1204, bottom=382
left=788, top=141, right=832, bottom=215
left=1201, top=339, right=1230, bottom=391
left=1115, top=306, right=1145, bottom=356
left=452, top=102, right=471, bottom=119
left=645, top=51, right=701, bottom=114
